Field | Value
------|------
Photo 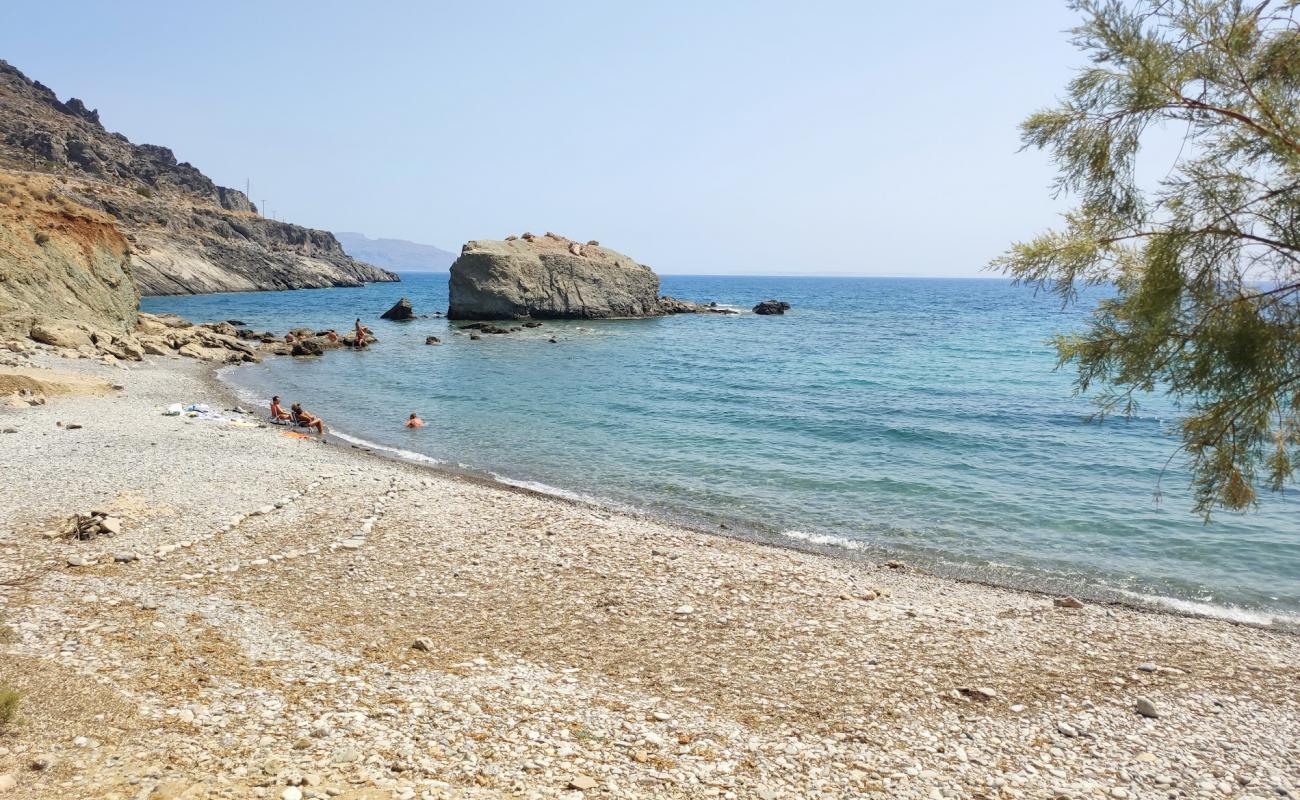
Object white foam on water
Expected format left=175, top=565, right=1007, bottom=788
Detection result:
left=1116, top=589, right=1300, bottom=629
left=329, top=429, right=445, bottom=466
left=780, top=529, right=1299, bottom=630
left=780, top=529, right=867, bottom=552
left=488, top=472, right=628, bottom=510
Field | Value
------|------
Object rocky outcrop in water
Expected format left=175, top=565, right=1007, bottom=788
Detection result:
left=449, top=233, right=717, bottom=320
left=449, top=235, right=662, bottom=320
left=753, top=300, right=791, bottom=315
left=0, top=58, right=398, bottom=299
left=380, top=297, right=415, bottom=321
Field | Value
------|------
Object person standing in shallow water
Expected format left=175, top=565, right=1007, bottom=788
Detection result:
left=406, top=413, right=424, bottom=429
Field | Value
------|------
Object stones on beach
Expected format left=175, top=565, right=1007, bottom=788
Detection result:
left=0, top=774, right=15, bottom=793
left=673, top=605, right=695, bottom=616
left=1057, top=721, right=1080, bottom=738
left=27, top=754, right=55, bottom=772
left=1135, top=696, right=1160, bottom=718
left=380, top=297, right=416, bottom=321
left=1137, top=662, right=1158, bottom=672
left=66, top=555, right=89, bottom=567
left=883, top=559, right=905, bottom=570
left=1054, top=596, right=1085, bottom=609
left=568, top=775, right=598, bottom=790
left=412, top=637, right=433, bottom=652
left=113, top=551, right=138, bottom=563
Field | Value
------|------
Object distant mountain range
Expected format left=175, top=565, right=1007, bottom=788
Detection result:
left=335, top=232, right=456, bottom=271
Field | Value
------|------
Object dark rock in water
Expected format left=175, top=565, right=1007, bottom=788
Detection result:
left=291, top=339, right=324, bottom=357
left=523, top=321, right=543, bottom=328
left=425, top=336, right=441, bottom=345
left=752, top=300, right=791, bottom=315
left=290, top=327, right=315, bottom=338
left=548, top=337, right=558, bottom=343
left=658, top=295, right=709, bottom=314
left=226, top=319, right=246, bottom=326
left=469, top=332, right=481, bottom=340
left=380, top=297, right=416, bottom=321
left=236, top=328, right=257, bottom=339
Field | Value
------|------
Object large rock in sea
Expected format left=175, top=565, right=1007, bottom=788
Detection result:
left=752, top=300, right=791, bottom=315
left=448, top=235, right=664, bottom=320
left=380, top=297, right=415, bottom=321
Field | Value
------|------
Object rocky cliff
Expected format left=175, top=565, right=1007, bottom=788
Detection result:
left=0, top=172, right=137, bottom=340
left=449, top=233, right=678, bottom=320
left=0, top=58, right=398, bottom=298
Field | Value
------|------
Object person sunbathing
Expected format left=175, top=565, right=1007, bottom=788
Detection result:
left=269, top=395, right=293, bottom=422
left=406, top=412, right=425, bottom=429
left=290, top=402, right=325, bottom=434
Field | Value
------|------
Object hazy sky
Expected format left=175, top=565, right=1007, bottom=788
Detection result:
left=2, top=1, right=1087, bottom=276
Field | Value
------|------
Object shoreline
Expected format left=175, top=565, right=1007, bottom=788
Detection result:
left=2, top=352, right=1298, bottom=799
left=210, top=359, right=1300, bottom=634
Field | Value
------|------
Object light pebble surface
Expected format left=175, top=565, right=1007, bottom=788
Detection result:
left=0, top=351, right=1298, bottom=799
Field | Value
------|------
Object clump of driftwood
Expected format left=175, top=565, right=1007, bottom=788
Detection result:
left=61, top=512, right=122, bottom=540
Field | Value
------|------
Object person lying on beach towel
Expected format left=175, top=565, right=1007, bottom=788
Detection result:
left=269, top=395, right=293, bottom=423
left=290, top=402, right=325, bottom=434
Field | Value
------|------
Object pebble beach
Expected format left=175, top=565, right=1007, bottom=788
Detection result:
left=1, top=350, right=1298, bottom=800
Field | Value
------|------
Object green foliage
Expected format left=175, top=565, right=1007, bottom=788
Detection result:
left=994, top=0, right=1300, bottom=516
left=0, top=685, right=19, bottom=728
left=134, top=185, right=153, bottom=198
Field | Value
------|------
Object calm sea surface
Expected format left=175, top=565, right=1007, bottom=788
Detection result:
left=144, top=273, right=1300, bottom=626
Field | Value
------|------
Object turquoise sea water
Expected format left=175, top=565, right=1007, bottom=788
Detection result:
left=144, top=273, right=1300, bottom=626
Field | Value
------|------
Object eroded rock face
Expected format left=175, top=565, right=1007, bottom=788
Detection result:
left=0, top=174, right=138, bottom=340
left=448, top=236, right=663, bottom=320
